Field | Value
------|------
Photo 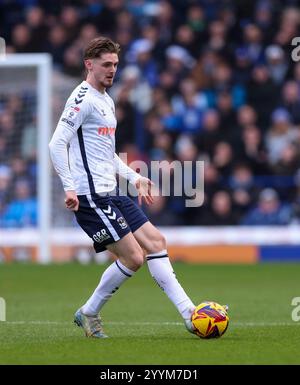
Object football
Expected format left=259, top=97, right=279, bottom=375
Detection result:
left=191, top=301, right=229, bottom=339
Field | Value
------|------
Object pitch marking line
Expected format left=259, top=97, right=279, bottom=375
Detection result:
left=2, top=321, right=299, bottom=327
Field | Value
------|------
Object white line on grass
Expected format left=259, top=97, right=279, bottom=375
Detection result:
left=2, top=321, right=300, bottom=327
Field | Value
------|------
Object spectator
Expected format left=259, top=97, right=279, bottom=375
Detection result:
left=25, top=6, right=48, bottom=52
left=44, top=25, right=68, bottom=68
left=0, top=179, right=37, bottom=228
left=212, top=141, right=234, bottom=176
left=115, top=87, right=135, bottom=152
left=59, top=6, right=80, bottom=43
left=196, top=109, right=222, bottom=156
left=10, top=24, right=32, bottom=53
left=281, top=80, right=300, bottom=125
left=165, top=45, right=195, bottom=82
left=174, top=24, right=198, bottom=59
left=112, top=65, right=153, bottom=113
left=241, top=188, right=292, bottom=225
left=240, top=23, right=264, bottom=65
left=271, top=143, right=300, bottom=176
left=201, top=190, right=239, bottom=226
left=248, top=65, right=280, bottom=129
left=233, top=47, right=253, bottom=85
left=171, top=77, right=208, bottom=134
left=239, top=124, right=270, bottom=175
left=265, top=108, right=299, bottom=165
left=228, top=163, right=258, bottom=216
left=206, top=20, right=231, bottom=60
left=265, top=44, right=288, bottom=85
left=126, top=38, right=158, bottom=86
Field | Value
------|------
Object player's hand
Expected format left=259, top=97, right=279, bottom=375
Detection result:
left=135, top=177, right=154, bottom=206
left=65, top=190, right=79, bottom=211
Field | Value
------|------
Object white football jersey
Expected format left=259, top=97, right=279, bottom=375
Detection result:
left=49, top=81, right=139, bottom=195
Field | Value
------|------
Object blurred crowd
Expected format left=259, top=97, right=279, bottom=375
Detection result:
left=1, top=0, right=300, bottom=227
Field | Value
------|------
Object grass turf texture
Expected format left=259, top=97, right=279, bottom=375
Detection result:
left=0, top=262, right=299, bottom=365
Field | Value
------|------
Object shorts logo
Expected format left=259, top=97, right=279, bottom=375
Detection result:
left=93, top=229, right=110, bottom=243
left=103, top=205, right=116, bottom=220
left=117, top=217, right=128, bottom=229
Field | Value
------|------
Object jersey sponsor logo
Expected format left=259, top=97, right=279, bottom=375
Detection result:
left=117, top=216, right=128, bottom=229
left=93, top=229, right=110, bottom=243
left=61, top=117, right=75, bottom=127
left=98, top=127, right=116, bottom=136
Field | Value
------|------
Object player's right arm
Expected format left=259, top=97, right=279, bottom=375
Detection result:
left=49, top=97, right=92, bottom=211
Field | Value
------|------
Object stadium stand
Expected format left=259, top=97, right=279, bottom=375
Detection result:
left=0, top=0, right=300, bottom=231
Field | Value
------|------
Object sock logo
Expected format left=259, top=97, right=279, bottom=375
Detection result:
left=111, top=287, right=119, bottom=294
left=152, top=276, right=165, bottom=291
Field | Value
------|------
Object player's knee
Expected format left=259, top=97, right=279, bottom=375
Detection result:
left=130, top=254, right=144, bottom=269
left=146, top=232, right=167, bottom=254
left=125, top=245, right=144, bottom=270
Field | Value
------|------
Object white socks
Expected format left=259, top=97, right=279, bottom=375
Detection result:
left=81, top=259, right=134, bottom=316
left=81, top=251, right=195, bottom=321
left=146, top=250, right=195, bottom=320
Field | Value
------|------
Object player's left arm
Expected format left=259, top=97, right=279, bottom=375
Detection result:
left=113, top=153, right=154, bottom=205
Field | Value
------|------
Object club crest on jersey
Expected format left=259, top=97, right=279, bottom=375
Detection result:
left=117, top=217, right=128, bottom=229
left=100, top=109, right=106, bottom=116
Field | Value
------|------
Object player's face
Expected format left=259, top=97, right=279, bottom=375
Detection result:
left=88, top=53, right=119, bottom=90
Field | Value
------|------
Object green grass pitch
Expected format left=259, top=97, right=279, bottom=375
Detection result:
left=0, top=262, right=300, bottom=365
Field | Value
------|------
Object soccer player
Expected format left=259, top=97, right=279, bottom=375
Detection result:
left=49, top=37, right=196, bottom=338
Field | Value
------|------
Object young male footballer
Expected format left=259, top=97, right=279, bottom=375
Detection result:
left=49, top=36, right=197, bottom=338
